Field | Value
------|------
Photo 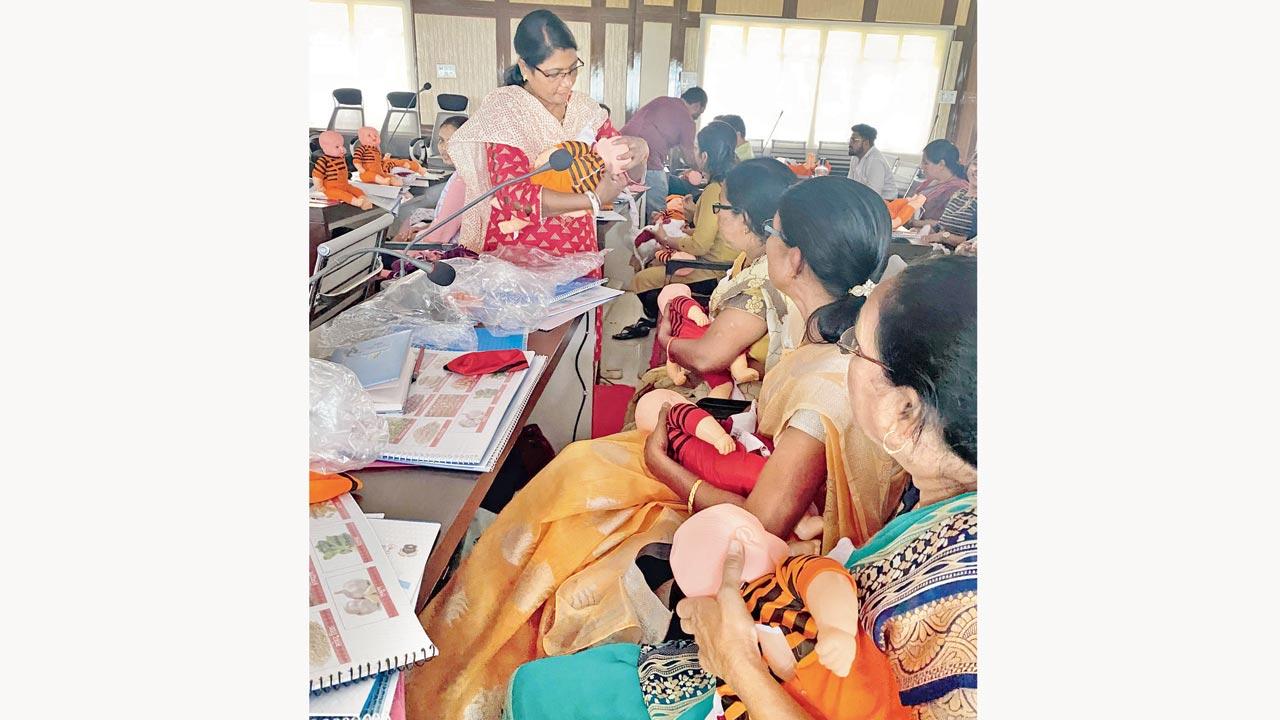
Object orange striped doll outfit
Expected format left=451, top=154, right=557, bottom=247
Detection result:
left=353, top=143, right=392, bottom=183
left=312, top=155, right=365, bottom=205
left=718, top=554, right=911, bottom=720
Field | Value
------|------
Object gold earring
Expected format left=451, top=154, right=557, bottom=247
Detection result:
left=882, top=425, right=908, bottom=455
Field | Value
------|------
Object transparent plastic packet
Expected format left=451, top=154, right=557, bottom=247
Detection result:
left=309, top=359, right=389, bottom=473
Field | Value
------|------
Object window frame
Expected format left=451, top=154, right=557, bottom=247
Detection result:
left=696, top=14, right=955, bottom=153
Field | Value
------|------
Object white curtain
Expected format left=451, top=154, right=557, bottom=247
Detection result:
left=699, top=16, right=951, bottom=154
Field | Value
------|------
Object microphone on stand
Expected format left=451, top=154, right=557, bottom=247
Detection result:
left=399, top=147, right=574, bottom=255
left=310, top=148, right=576, bottom=289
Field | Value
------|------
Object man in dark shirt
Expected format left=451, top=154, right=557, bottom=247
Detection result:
left=621, top=87, right=707, bottom=216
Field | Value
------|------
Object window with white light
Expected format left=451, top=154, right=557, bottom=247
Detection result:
left=309, top=0, right=414, bottom=130
left=699, top=16, right=952, bottom=154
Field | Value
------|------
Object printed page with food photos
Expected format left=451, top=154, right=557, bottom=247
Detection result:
left=309, top=493, right=437, bottom=692
left=378, top=350, right=538, bottom=466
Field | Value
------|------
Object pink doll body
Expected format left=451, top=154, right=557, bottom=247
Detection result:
left=353, top=127, right=402, bottom=186
left=314, top=131, right=372, bottom=209
left=658, top=284, right=760, bottom=398
left=672, top=506, right=907, bottom=720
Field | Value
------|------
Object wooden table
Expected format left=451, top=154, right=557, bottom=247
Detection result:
left=348, top=314, right=583, bottom=613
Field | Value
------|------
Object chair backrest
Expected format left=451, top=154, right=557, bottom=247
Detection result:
left=768, top=139, right=808, bottom=161
left=437, top=93, right=469, bottom=113
left=380, top=91, right=423, bottom=159
left=429, top=110, right=469, bottom=159
left=310, top=213, right=394, bottom=314
left=328, top=88, right=365, bottom=139
left=817, top=141, right=851, bottom=178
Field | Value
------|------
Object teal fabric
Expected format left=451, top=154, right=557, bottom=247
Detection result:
left=844, top=492, right=977, bottom=568
left=506, top=644, right=649, bottom=720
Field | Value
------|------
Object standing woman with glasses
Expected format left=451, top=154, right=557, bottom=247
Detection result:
left=445, top=9, right=649, bottom=256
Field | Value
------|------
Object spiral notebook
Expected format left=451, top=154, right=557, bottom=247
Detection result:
left=377, top=350, right=547, bottom=472
left=309, top=493, right=437, bottom=693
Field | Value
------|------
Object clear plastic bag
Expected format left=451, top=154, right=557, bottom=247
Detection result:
left=309, top=359, right=389, bottom=473
left=488, top=246, right=609, bottom=286
left=314, top=308, right=478, bottom=357
left=444, top=255, right=556, bottom=335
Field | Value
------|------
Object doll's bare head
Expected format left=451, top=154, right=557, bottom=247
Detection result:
left=658, top=283, right=692, bottom=312
left=634, top=389, right=693, bottom=432
left=357, top=126, right=380, bottom=147
left=594, top=136, right=629, bottom=176
left=671, top=504, right=790, bottom=598
left=318, top=131, right=346, bottom=157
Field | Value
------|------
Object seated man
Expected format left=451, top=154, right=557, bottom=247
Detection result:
left=846, top=123, right=897, bottom=200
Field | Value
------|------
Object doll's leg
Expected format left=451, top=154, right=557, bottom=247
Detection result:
left=701, top=369, right=734, bottom=399
left=730, top=353, right=759, bottom=384
left=323, top=185, right=361, bottom=205
left=677, top=438, right=766, bottom=495
left=358, top=169, right=380, bottom=183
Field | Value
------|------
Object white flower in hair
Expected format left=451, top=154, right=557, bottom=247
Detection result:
left=848, top=279, right=877, bottom=297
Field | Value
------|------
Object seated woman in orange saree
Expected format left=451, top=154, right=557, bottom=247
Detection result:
left=404, top=176, right=906, bottom=720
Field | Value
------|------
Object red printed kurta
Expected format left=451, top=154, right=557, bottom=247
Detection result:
left=481, top=118, right=620, bottom=256
left=481, top=118, right=621, bottom=363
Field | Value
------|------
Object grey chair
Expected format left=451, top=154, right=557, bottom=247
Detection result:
left=426, top=94, right=469, bottom=171
left=768, top=139, right=808, bottom=163
left=380, top=90, right=430, bottom=161
left=748, top=138, right=764, bottom=155
left=309, top=212, right=395, bottom=320
left=327, top=88, right=365, bottom=144
left=817, top=140, right=851, bottom=178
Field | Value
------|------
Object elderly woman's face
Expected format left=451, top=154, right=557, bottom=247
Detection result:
left=846, top=279, right=895, bottom=443
left=719, top=186, right=762, bottom=254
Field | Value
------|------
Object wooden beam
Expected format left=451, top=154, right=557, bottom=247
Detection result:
left=947, top=0, right=977, bottom=153
left=862, top=0, right=878, bottom=22
left=495, top=0, right=510, bottom=87
left=782, top=0, right=798, bottom=19
left=941, top=0, right=959, bottom=26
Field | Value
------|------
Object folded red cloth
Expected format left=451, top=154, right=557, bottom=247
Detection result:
left=444, top=349, right=529, bottom=376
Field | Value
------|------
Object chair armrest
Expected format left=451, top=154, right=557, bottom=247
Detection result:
left=664, top=259, right=733, bottom=277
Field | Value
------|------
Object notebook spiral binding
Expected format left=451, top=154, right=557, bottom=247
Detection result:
left=310, top=647, right=434, bottom=693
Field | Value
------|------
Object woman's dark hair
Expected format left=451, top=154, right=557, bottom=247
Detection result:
left=504, top=10, right=578, bottom=86
left=875, top=255, right=977, bottom=467
left=439, top=115, right=468, bottom=131
left=697, top=121, right=739, bottom=183
left=776, top=176, right=889, bottom=343
left=724, top=158, right=797, bottom=240
left=713, top=114, right=746, bottom=138
left=922, top=139, right=966, bottom=179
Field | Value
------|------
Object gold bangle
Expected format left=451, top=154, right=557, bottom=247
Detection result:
left=687, top=479, right=704, bottom=515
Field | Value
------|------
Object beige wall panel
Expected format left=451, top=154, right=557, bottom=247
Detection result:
left=796, top=0, right=862, bottom=21
left=606, top=0, right=630, bottom=8
left=511, top=18, right=592, bottom=96
left=716, top=0, right=784, bottom=16
left=511, top=0, right=592, bottom=6
left=640, top=22, right=673, bottom=106
left=644, top=0, right=676, bottom=6
left=684, top=26, right=700, bottom=72
left=876, top=0, right=945, bottom=24
left=957, top=0, right=972, bottom=25
left=689, top=0, right=703, bottom=11
left=416, top=14, right=497, bottom=119
left=604, top=23, right=630, bottom=127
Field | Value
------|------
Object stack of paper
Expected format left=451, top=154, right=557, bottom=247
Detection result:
left=378, top=350, right=548, bottom=472
left=330, top=331, right=420, bottom=415
left=308, top=494, right=437, bottom=696
left=309, top=514, right=441, bottom=719
left=538, top=285, right=624, bottom=331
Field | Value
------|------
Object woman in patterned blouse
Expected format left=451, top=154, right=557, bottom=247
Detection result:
left=919, top=155, right=977, bottom=249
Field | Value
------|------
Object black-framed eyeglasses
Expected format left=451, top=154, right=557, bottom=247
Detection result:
left=534, top=59, right=584, bottom=81
left=837, top=326, right=891, bottom=373
left=711, top=203, right=742, bottom=216
left=763, top=218, right=786, bottom=242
